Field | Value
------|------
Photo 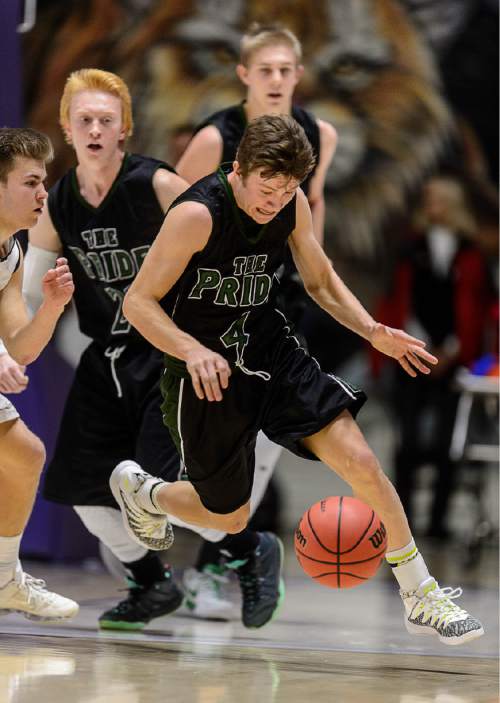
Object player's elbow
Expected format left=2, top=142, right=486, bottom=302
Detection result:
left=303, top=276, right=327, bottom=303
left=122, top=287, right=142, bottom=327
left=9, top=347, right=36, bottom=366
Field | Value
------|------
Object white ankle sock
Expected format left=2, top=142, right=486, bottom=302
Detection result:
left=137, top=479, right=168, bottom=514
left=0, top=534, right=22, bottom=587
left=385, top=538, right=431, bottom=593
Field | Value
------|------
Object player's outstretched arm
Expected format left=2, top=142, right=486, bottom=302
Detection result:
left=289, top=191, right=438, bottom=377
left=123, top=202, right=231, bottom=401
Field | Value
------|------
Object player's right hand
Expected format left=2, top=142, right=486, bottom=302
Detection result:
left=185, top=346, right=231, bottom=402
left=0, top=353, right=28, bottom=394
left=41, top=257, right=74, bottom=310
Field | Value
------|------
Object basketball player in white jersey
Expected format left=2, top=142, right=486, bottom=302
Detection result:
left=0, top=127, right=78, bottom=621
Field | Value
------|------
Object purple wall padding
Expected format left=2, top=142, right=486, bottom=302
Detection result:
left=0, top=1, right=98, bottom=561
left=0, top=1, right=22, bottom=126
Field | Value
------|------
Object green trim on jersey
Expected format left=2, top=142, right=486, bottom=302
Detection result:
left=216, top=168, right=270, bottom=245
left=163, top=353, right=190, bottom=378
left=70, top=152, right=131, bottom=213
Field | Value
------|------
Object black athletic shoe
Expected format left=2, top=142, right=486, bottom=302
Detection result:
left=99, top=569, right=183, bottom=630
left=228, top=532, right=284, bottom=629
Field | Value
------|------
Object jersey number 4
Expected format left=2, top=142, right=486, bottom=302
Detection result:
left=220, top=312, right=250, bottom=364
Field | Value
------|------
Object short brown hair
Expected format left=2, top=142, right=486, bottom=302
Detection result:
left=0, top=127, right=53, bottom=182
left=59, top=68, right=133, bottom=142
left=236, top=114, right=315, bottom=183
left=240, top=23, right=302, bottom=66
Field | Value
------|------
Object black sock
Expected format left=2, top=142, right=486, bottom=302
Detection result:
left=123, top=551, right=166, bottom=588
left=195, top=540, right=222, bottom=571
left=217, top=529, right=260, bottom=560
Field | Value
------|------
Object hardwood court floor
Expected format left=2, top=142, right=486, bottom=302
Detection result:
left=0, top=537, right=498, bottom=703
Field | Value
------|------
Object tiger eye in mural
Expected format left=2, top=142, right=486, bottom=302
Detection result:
left=26, top=0, right=454, bottom=259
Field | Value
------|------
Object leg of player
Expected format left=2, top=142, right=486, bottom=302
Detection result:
left=110, top=461, right=251, bottom=547
left=0, top=417, right=78, bottom=621
left=185, top=432, right=283, bottom=625
left=111, top=462, right=284, bottom=629
left=302, top=409, right=484, bottom=646
left=182, top=539, right=234, bottom=620
left=74, top=506, right=183, bottom=631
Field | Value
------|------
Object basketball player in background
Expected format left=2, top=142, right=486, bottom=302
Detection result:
left=10, top=69, right=283, bottom=630
left=113, top=115, right=484, bottom=646
left=176, top=23, right=337, bottom=242
left=176, top=22, right=338, bottom=599
left=0, top=127, right=78, bottom=621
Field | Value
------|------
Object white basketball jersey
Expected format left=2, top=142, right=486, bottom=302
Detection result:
left=0, top=238, right=21, bottom=292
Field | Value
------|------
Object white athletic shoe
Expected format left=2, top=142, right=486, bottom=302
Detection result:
left=183, top=565, right=233, bottom=620
left=0, top=571, right=79, bottom=621
left=110, top=460, right=174, bottom=551
left=401, top=577, right=484, bottom=645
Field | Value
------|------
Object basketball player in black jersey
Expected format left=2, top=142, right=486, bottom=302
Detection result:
left=14, top=70, right=185, bottom=630
left=0, top=127, right=78, bottom=622
left=15, top=69, right=284, bottom=630
left=112, top=115, right=484, bottom=645
left=176, top=23, right=336, bottom=243
left=176, top=23, right=338, bottom=595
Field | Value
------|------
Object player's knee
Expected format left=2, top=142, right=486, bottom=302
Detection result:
left=348, top=448, right=383, bottom=488
left=19, top=434, right=46, bottom=479
left=217, top=505, right=250, bottom=534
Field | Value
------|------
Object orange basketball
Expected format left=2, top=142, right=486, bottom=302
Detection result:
left=294, top=496, right=387, bottom=589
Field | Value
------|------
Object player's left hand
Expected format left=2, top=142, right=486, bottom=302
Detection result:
left=370, top=323, right=438, bottom=377
left=41, top=257, right=74, bottom=309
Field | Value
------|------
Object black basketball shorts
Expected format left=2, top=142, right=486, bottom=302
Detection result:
left=43, top=341, right=181, bottom=508
left=160, top=331, right=366, bottom=515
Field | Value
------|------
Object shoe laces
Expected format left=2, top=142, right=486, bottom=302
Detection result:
left=19, top=573, right=58, bottom=608
left=417, top=585, right=469, bottom=625
left=232, top=558, right=261, bottom=608
left=122, top=475, right=166, bottom=539
left=197, top=567, right=228, bottom=597
left=111, top=585, right=144, bottom=614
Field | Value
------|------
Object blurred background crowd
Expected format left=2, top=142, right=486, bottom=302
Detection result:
left=1, top=0, right=498, bottom=565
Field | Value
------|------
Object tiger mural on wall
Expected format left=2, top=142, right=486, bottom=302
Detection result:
left=25, top=0, right=455, bottom=267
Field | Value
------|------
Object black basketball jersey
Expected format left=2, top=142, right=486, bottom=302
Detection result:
left=195, top=103, right=320, bottom=196
left=48, top=153, right=175, bottom=347
left=167, top=169, right=296, bottom=376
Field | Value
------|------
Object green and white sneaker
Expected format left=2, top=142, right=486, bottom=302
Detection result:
left=99, top=568, right=183, bottom=631
left=183, top=564, right=233, bottom=620
left=401, top=577, right=484, bottom=645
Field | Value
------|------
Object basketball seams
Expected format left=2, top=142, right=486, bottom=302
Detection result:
left=306, top=508, right=338, bottom=557
left=305, top=499, right=378, bottom=556
left=295, top=547, right=387, bottom=567
left=295, top=496, right=387, bottom=589
left=314, top=571, right=368, bottom=582
left=340, top=509, right=376, bottom=555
